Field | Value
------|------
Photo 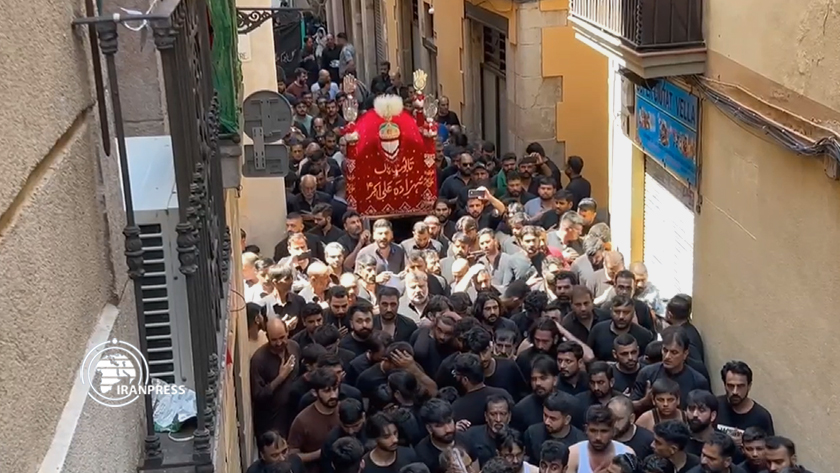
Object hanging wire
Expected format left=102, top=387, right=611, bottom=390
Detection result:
left=687, top=76, right=840, bottom=166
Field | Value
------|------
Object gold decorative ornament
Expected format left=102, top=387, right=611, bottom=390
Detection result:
left=413, top=70, right=427, bottom=93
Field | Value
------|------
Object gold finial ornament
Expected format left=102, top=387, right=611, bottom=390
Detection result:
left=413, top=70, right=427, bottom=93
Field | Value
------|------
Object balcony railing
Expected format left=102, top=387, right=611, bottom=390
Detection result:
left=570, top=0, right=704, bottom=50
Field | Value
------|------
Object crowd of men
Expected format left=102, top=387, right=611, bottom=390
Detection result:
left=238, top=61, right=813, bottom=473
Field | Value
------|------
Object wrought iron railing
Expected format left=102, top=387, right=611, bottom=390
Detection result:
left=72, top=0, right=231, bottom=470
left=570, top=0, right=704, bottom=50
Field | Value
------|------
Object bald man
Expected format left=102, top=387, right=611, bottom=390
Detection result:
left=594, top=251, right=625, bottom=305
left=290, top=174, right=331, bottom=224
left=251, top=317, right=301, bottom=437
left=299, top=261, right=331, bottom=304
left=629, top=262, right=666, bottom=320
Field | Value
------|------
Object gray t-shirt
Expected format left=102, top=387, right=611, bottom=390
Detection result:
left=339, top=44, right=356, bottom=76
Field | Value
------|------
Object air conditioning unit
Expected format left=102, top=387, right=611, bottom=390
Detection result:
left=124, top=135, right=195, bottom=390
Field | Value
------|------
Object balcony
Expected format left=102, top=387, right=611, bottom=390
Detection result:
left=569, top=0, right=706, bottom=78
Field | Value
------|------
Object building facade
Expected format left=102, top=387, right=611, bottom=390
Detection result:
left=572, top=0, right=840, bottom=469
left=0, top=2, right=142, bottom=471
left=351, top=0, right=614, bottom=208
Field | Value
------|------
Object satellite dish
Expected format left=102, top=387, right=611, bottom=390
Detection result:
left=242, top=90, right=293, bottom=143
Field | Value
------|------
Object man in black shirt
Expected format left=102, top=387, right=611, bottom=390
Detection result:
left=736, top=427, right=768, bottom=473
left=608, top=395, right=654, bottom=460
left=375, top=287, right=419, bottom=343
left=439, top=151, right=474, bottom=209
left=512, top=355, right=560, bottom=431
left=320, top=34, right=342, bottom=82
left=415, top=399, right=471, bottom=473
left=362, top=412, right=418, bottom=473
left=716, top=360, right=775, bottom=436
left=652, top=420, right=700, bottom=473
left=555, top=341, right=589, bottom=396
left=463, top=327, right=528, bottom=401
left=574, top=361, right=621, bottom=408
left=293, top=303, right=326, bottom=349
left=339, top=302, right=376, bottom=357
left=321, top=399, right=367, bottom=473
left=687, top=431, right=746, bottom=473
left=587, top=294, right=654, bottom=362
left=685, top=390, right=720, bottom=457
left=563, top=155, right=592, bottom=210
left=523, top=391, right=586, bottom=462
left=610, top=334, right=641, bottom=394
left=465, top=394, right=514, bottom=466
left=309, top=203, right=346, bottom=246
left=451, top=353, right=509, bottom=426
left=631, top=327, right=709, bottom=412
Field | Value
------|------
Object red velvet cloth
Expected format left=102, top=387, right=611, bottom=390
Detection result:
left=345, top=109, right=438, bottom=217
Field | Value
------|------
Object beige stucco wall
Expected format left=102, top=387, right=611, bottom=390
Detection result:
left=695, top=3, right=840, bottom=469
left=694, top=105, right=840, bottom=471
left=238, top=0, right=288, bottom=254
left=0, top=0, right=141, bottom=470
left=707, top=0, right=840, bottom=113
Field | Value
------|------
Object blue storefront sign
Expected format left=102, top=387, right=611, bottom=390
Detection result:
left=634, top=81, right=700, bottom=186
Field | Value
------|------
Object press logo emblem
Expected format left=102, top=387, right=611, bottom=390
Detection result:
left=81, top=338, right=186, bottom=407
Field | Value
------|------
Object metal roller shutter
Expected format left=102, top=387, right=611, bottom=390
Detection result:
left=373, top=0, right=387, bottom=64
left=643, top=156, right=695, bottom=300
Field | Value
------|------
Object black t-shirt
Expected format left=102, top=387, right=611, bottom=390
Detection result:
left=523, top=424, right=586, bottom=463
left=355, top=363, right=388, bottom=398
left=486, top=358, right=529, bottom=402
left=247, top=455, right=306, bottom=473
left=677, top=454, right=701, bottom=473
left=361, top=447, right=418, bottom=473
left=631, top=363, right=710, bottom=408
left=610, top=365, right=640, bottom=394
left=339, top=334, right=370, bottom=358
left=321, top=428, right=367, bottom=473
left=346, top=353, right=373, bottom=386
left=556, top=371, right=589, bottom=397
left=586, top=321, right=654, bottom=362
left=298, top=383, right=363, bottom=410
left=464, top=425, right=497, bottom=467
left=715, top=396, right=775, bottom=435
left=452, top=385, right=510, bottom=426
left=623, top=426, right=655, bottom=460
left=511, top=394, right=545, bottom=432
left=413, top=433, right=471, bottom=473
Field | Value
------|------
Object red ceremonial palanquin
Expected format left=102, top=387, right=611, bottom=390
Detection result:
left=343, top=106, right=438, bottom=218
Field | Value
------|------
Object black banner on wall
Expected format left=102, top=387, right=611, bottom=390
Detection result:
left=273, top=10, right=303, bottom=83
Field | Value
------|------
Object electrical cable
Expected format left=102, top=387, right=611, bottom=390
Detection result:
left=687, top=76, right=840, bottom=165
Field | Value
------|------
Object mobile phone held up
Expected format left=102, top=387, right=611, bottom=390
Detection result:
left=467, top=189, right=484, bottom=199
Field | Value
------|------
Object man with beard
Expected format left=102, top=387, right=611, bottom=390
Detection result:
left=567, top=406, right=634, bottom=473
left=248, top=431, right=306, bottom=473
left=413, top=314, right=458, bottom=376
left=515, top=317, right=560, bottom=380
left=275, top=213, right=325, bottom=262
left=555, top=342, right=589, bottom=397
left=519, top=226, right=546, bottom=274
left=422, top=215, right=451, bottom=257
left=464, top=327, right=528, bottom=401
left=500, top=171, right=537, bottom=205
left=361, top=412, right=418, bottom=473
left=499, top=212, right=529, bottom=255
left=598, top=270, right=656, bottom=333
left=414, top=399, right=471, bottom=473
left=523, top=391, right=587, bottom=462
left=293, top=175, right=332, bottom=220
left=374, top=286, right=418, bottom=342
left=762, top=437, right=814, bottom=473
left=631, top=328, right=709, bottom=413
left=587, top=295, right=654, bottom=362
left=337, top=211, right=371, bottom=271
left=433, top=199, right=458, bottom=240
left=288, top=368, right=341, bottom=473
left=404, top=250, right=448, bottom=296
left=462, top=186, right=506, bottom=230
left=312, top=324, right=357, bottom=369
left=610, top=334, right=641, bottom=394
left=440, top=151, right=476, bottom=209
left=715, top=361, right=775, bottom=437
left=684, top=390, right=720, bottom=457
left=535, top=189, right=575, bottom=231
left=575, top=362, right=621, bottom=408
left=608, top=395, right=655, bottom=460
left=355, top=342, right=433, bottom=398
left=293, top=303, right=326, bottom=349
left=251, top=317, right=301, bottom=437
left=570, top=235, right=605, bottom=293
left=687, top=432, right=746, bottom=473
left=524, top=176, right=558, bottom=218
left=401, top=221, right=444, bottom=255
left=399, top=271, right=431, bottom=321
left=345, top=331, right=392, bottom=386
left=324, top=286, right=352, bottom=333
left=309, top=203, right=346, bottom=245
left=370, top=61, right=392, bottom=95
left=299, top=262, right=333, bottom=305
left=466, top=394, right=515, bottom=466
left=472, top=292, right=518, bottom=337
left=358, top=219, right=406, bottom=275
left=512, top=355, right=560, bottom=431
left=477, top=228, right=521, bottom=286
left=320, top=399, right=367, bottom=473
left=299, top=354, right=363, bottom=410
left=495, top=427, right=538, bottom=473
left=440, top=232, right=470, bottom=283
left=652, top=420, right=700, bottom=473
left=451, top=353, right=510, bottom=426
left=517, top=155, right=540, bottom=196
left=339, top=302, right=376, bottom=357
